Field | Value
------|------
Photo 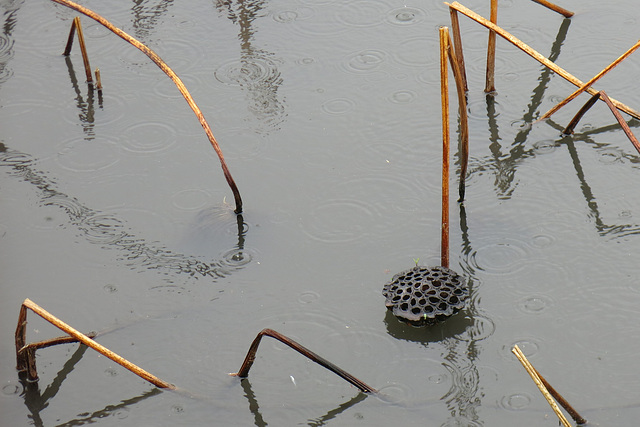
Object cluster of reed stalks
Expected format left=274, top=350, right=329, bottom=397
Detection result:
left=15, top=0, right=640, bottom=425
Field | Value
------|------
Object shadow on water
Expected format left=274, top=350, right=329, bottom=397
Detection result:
left=0, top=142, right=249, bottom=280
left=18, top=343, right=162, bottom=427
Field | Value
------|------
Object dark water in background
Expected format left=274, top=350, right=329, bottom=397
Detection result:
left=2, top=0, right=640, bottom=425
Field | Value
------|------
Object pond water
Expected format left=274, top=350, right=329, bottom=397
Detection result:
left=2, top=0, right=640, bottom=425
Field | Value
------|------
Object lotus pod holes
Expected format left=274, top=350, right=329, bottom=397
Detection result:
left=382, top=266, right=469, bottom=326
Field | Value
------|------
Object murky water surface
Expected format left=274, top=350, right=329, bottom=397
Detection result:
left=2, top=1, right=640, bottom=425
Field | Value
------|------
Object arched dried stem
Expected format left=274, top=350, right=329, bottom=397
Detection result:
left=230, top=328, right=377, bottom=394
left=52, top=0, right=243, bottom=213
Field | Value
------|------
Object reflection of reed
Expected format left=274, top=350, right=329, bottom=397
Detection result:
left=239, top=377, right=368, bottom=427
left=64, top=55, right=99, bottom=140
left=131, top=0, right=174, bottom=42
left=215, top=0, right=287, bottom=134
left=474, top=18, right=571, bottom=199
left=18, top=342, right=162, bottom=427
left=0, top=143, right=248, bottom=279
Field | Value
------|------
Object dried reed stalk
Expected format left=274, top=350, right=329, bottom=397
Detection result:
left=540, top=39, right=640, bottom=121
left=512, top=345, right=573, bottom=427
left=484, top=0, right=498, bottom=93
left=562, top=91, right=601, bottom=135
left=63, top=16, right=93, bottom=84
left=439, top=27, right=451, bottom=269
left=95, top=68, right=102, bottom=90
left=15, top=298, right=175, bottom=389
left=20, top=332, right=98, bottom=352
left=52, top=0, right=243, bottom=214
left=449, top=8, right=468, bottom=92
left=446, top=2, right=640, bottom=120
left=531, top=0, right=574, bottom=18
left=599, top=91, right=640, bottom=154
left=230, top=328, right=377, bottom=393
left=444, top=33, right=469, bottom=202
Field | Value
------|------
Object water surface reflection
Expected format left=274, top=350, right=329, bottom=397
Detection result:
left=0, top=143, right=249, bottom=281
left=214, top=0, right=287, bottom=134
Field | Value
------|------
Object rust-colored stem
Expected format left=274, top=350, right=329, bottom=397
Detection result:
left=74, top=17, right=93, bottom=84
left=562, top=91, right=601, bottom=135
left=512, top=345, right=586, bottom=425
left=63, top=16, right=77, bottom=56
left=599, top=91, right=640, bottom=155
left=512, top=345, right=572, bottom=427
left=448, top=8, right=468, bottom=92
left=95, top=68, right=102, bottom=90
left=445, top=2, right=640, bottom=120
left=535, top=368, right=587, bottom=424
left=439, top=27, right=450, bottom=269
left=531, top=0, right=574, bottom=18
left=484, top=0, right=498, bottom=93
left=445, top=33, right=469, bottom=202
left=15, top=303, right=28, bottom=373
left=18, top=299, right=175, bottom=389
left=51, top=0, right=243, bottom=213
left=540, top=39, right=640, bottom=121
left=19, top=332, right=98, bottom=353
left=230, top=328, right=377, bottom=394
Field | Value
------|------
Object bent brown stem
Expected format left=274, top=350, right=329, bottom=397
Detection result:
left=530, top=0, right=574, bottom=18
left=599, top=91, right=640, bottom=155
left=535, top=367, right=587, bottom=425
left=51, top=0, right=243, bottom=214
left=448, top=8, right=468, bottom=92
left=562, top=92, right=601, bottom=135
left=445, top=32, right=469, bottom=203
left=18, top=332, right=98, bottom=353
left=230, top=328, right=377, bottom=394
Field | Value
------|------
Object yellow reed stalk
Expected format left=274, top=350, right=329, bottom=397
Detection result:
left=512, top=345, right=571, bottom=427
left=439, top=27, right=450, bottom=269
left=484, top=0, right=498, bottom=93
left=539, top=39, right=640, bottom=120
left=19, top=298, right=175, bottom=389
left=445, top=1, right=640, bottom=120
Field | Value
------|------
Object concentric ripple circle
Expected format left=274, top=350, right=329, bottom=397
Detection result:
left=56, top=139, right=119, bottom=173
left=121, top=121, right=177, bottom=154
left=214, top=57, right=282, bottom=87
left=386, top=7, right=426, bottom=26
left=341, top=49, right=387, bottom=74
left=300, top=198, right=380, bottom=243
